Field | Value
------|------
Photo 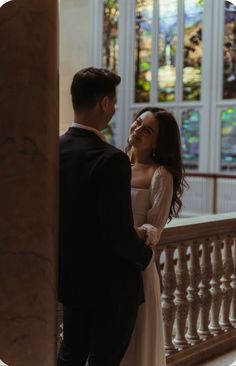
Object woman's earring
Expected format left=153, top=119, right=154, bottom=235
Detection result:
left=152, top=149, right=156, bottom=159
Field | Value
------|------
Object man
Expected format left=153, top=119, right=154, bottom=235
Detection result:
left=58, top=67, right=153, bottom=366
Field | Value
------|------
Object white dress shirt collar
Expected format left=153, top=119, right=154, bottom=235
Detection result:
left=71, top=122, right=107, bottom=142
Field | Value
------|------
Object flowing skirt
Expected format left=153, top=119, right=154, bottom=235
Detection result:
left=121, top=263, right=166, bottom=366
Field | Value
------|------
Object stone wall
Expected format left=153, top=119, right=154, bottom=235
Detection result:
left=59, top=0, right=90, bottom=134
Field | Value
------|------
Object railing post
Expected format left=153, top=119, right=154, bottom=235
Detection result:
left=198, top=238, right=212, bottom=340
left=162, top=247, right=176, bottom=355
left=209, top=238, right=223, bottom=335
left=212, top=175, right=217, bottom=214
left=220, top=235, right=234, bottom=330
left=155, top=247, right=163, bottom=293
left=230, top=235, right=236, bottom=326
left=174, top=244, right=190, bottom=349
left=187, top=240, right=201, bottom=344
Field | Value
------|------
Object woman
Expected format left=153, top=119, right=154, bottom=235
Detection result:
left=121, top=107, right=187, bottom=366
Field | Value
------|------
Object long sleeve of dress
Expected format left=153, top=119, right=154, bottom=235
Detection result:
left=142, top=166, right=173, bottom=245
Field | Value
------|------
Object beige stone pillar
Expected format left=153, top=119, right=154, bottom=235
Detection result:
left=0, top=1, right=58, bottom=366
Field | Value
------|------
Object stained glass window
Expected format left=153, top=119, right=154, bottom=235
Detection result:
left=158, top=0, right=178, bottom=102
left=183, top=0, right=204, bottom=101
left=223, top=0, right=236, bottom=99
left=103, top=114, right=117, bottom=145
left=103, top=0, right=119, bottom=73
left=221, top=107, right=236, bottom=171
left=181, top=110, right=200, bottom=169
left=135, top=0, right=153, bottom=102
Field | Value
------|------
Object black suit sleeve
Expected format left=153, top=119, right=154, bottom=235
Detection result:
left=96, top=151, right=153, bottom=270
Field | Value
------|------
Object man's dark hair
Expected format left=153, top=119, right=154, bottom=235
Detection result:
left=71, top=67, right=121, bottom=111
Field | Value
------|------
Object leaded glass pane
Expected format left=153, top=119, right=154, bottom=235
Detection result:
left=183, top=0, right=204, bottom=101
left=103, top=0, right=119, bottom=73
left=158, top=0, right=178, bottom=102
left=221, top=107, right=236, bottom=171
left=182, top=110, right=200, bottom=169
left=223, top=1, right=236, bottom=99
left=135, top=0, right=153, bottom=102
left=103, top=114, right=117, bottom=145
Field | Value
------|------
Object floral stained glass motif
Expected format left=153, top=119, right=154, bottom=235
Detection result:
left=181, top=110, right=200, bottom=170
left=102, top=114, right=116, bottom=145
left=183, top=0, right=204, bottom=101
left=158, top=0, right=178, bottom=102
left=221, top=107, right=236, bottom=171
left=135, top=0, right=153, bottom=102
left=223, top=1, right=236, bottom=99
left=103, top=0, right=119, bottom=73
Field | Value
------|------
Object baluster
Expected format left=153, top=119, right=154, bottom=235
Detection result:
left=162, top=247, right=177, bottom=355
left=155, top=247, right=163, bottom=293
left=220, top=235, right=233, bottom=330
left=209, top=238, right=223, bottom=335
left=174, top=244, right=190, bottom=349
left=186, top=240, right=201, bottom=344
left=230, top=236, right=236, bottom=326
left=58, top=303, right=63, bottom=346
left=198, top=238, right=212, bottom=340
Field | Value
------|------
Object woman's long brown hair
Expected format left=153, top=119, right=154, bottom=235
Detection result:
left=126, top=107, right=188, bottom=221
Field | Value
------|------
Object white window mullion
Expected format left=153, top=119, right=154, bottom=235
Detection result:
left=210, top=0, right=225, bottom=173
left=115, top=0, right=129, bottom=149
left=128, top=0, right=136, bottom=111
left=118, top=0, right=136, bottom=148
left=175, top=0, right=184, bottom=105
left=150, top=0, right=158, bottom=104
left=217, top=0, right=225, bottom=104
left=216, top=0, right=231, bottom=173
left=199, top=0, right=214, bottom=172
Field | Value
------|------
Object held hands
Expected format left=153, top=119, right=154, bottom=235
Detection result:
left=134, top=225, right=147, bottom=241
left=134, top=225, right=157, bottom=266
left=136, top=224, right=160, bottom=248
left=134, top=225, right=158, bottom=248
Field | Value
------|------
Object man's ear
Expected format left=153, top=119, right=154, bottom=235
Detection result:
left=100, top=96, right=109, bottom=113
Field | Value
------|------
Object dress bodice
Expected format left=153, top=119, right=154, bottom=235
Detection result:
left=130, top=166, right=174, bottom=244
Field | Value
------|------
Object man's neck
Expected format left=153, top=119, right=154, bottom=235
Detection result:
left=74, top=114, right=102, bottom=131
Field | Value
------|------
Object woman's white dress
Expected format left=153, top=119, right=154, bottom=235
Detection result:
left=121, top=166, right=173, bottom=366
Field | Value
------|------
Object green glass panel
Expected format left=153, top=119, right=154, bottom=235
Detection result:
left=183, top=0, right=204, bottom=101
left=223, top=1, right=236, bottom=99
left=135, top=0, right=153, bottom=102
left=181, top=110, right=200, bottom=170
left=221, top=107, right=236, bottom=171
left=103, top=0, right=119, bottom=73
left=102, top=114, right=116, bottom=145
left=158, top=0, right=178, bottom=102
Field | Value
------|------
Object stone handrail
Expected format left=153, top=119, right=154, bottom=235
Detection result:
left=57, top=213, right=236, bottom=365
left=156, top=212, right=236, bottom=366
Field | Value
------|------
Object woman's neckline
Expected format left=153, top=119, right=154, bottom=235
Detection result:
left=131, top=187, right=150, bottom=191
left=131, top=166, right=162, bottom=190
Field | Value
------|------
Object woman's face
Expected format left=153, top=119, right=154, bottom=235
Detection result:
left=128, top=111, right=159, bottom=151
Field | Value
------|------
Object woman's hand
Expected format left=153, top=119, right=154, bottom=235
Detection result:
left=134, top=225, right=147, bottom=241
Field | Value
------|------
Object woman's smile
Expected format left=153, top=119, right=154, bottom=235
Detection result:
left=130, top=131, right=142, bottom=144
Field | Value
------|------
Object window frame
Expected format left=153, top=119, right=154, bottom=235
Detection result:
left=89, top=0, right=236, bottom=174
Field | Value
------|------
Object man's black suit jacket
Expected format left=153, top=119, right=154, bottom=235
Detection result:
left=59, top=127, right=153, bottom=308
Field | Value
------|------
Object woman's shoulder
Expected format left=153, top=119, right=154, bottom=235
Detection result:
left=152, top=165, right=173, bottom=180
left=150, top=165, right=173, bottom=193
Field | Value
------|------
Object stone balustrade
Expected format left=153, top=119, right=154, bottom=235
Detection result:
left=156, top=212, right=236, bottom=366
left=57, top=213, right=236, bottom=365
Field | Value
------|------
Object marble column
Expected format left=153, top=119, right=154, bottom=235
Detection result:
left=0, top=1, right=58, bottom=366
